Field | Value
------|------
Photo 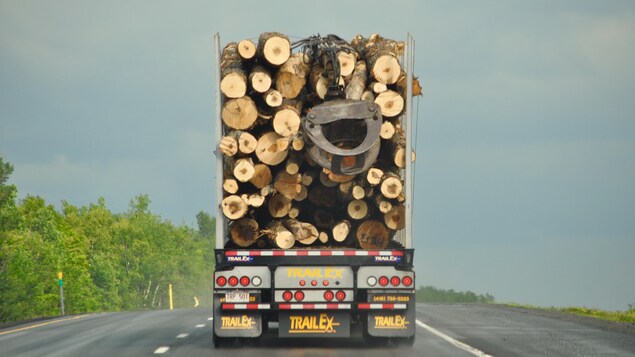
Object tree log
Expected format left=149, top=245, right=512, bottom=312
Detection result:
left=275, top=53, right=310, bottom=99
left=374, top=90, right=404, bottom=118
left=318, top=231, right=329, bottom=244
left=369, top=81, right=388, bottom=94
left=380, top=121, right=396, bottom=140
left=255, top=131, right=289, bottom=165
left=332, top=220, right=351, bottom=243
left=273, top=106, right=301, bottom=137
left=394, top=147, right=416, bottom=169
left=264, top=220, right=294, bottom=249
left=233, top=157, right=255, bottom=182
left=263, top=89, right=283, bottom=107
left=338, top=51, right=357, bottom=77
left=223, top=178, right=239, bottom=194
left=237, top=39, right=257, bottom=60
left=352, top=184, right=366, bottom=200
left=380, top=173, right=403, bottom=199
left=257, top=32, right=291, bottom=66
left=222, top=96, right=258, bottom=130
left=221, top=195, right=248, bottom=220
left=221, top=69, right=247, bottom=98
left=357, top=220, right=389, bottom=249
left=345, top=60, right=367, bottom=100
left=384, top=204, right=405, bottom=230
left=284, top=219, right=318, bottom=245
left=347, top=199, right=368, bottom=220
left=230, top=218, right=259, bottom=247
left=247, top=193, right=265, bottom=208
left=268, top=194, right=292, bottom=218
left=249, top=163, right=272, bottom=189
left=249, top=65, right=272, bottom=93
left=273, top=172, right=302, bottom=200
left=238, top=131, right=257, bottom=154
left=219, top=136, right=238, bottom=157
left=367, top=168, right=384, bottom=185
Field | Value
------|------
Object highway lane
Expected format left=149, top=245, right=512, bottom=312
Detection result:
left=1, top=304, right=634, bottom=356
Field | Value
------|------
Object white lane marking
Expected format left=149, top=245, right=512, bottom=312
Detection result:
left=208, top=317, right=213, bottom=321
left=415, top=320, right=493, bottom=357
left=195, top=324, right=205, bottom=328
left=176, top=333, right=189, bottom=339
left=154, top=346, right=170, bottom=354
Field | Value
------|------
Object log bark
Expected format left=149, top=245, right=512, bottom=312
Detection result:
left=230, top=218, right=259, bottom=247
left=361, top=90, right=375, bottom=102
left=255, top=131, right=289, bottom=165
left=249, top=65, right=272, bottom=93
left=237, top=39, right=257, bottom=60
left=344, top=60, right=367, bottom=100
left=221, top=195, right=248, bottom=220
left=357, top=220, right=390, bottom=249
left=374, top=90, right=404, bottom=118
left=222, top=96, right=258, bottom=130
left=257, top=32, right=291, bottom=66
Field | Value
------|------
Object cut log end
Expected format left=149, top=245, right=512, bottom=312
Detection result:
left=221, top=195, right=248, bottom=220
left=237, top=39, right=256, bottom=60
left=356, top=220, right=389, bottom=250
left=230, top=218, right=259, bottom=247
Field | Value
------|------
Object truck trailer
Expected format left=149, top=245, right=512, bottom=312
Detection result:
left=211, top=32, right=417, bottom=346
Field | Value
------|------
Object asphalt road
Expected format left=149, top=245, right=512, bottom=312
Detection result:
left=1, top=304, right=634, bottom=356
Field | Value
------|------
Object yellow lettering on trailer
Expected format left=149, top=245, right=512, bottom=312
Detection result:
left=286, top=268, right=343, bottom=279
left=288, top=313, right=340, bottom=333
left=221, top=315, right=255, bottom=329
left=374, top=315, right=409, bottom=329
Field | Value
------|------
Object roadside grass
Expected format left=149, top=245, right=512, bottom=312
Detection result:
left=505, top=303, right=635, bottom=324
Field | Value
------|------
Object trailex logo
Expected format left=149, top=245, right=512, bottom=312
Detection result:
left=374, top=256, right=401, bottom=262
left=286, top=267, right=343, bottom=279
left=221, top=315, right=256, bottom=329
left=374, top=315, right=409, bottom=329
left=227, top=256, right=253, bottom=262
left=289, top=314, right=340, bottom=333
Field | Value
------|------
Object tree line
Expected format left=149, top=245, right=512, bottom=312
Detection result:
left=416, top=285, right=495, bottom=304
left=0, top=157, right=215, bottom=324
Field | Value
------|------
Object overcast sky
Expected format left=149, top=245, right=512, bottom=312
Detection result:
left=1, top=1, right=634, bottom=311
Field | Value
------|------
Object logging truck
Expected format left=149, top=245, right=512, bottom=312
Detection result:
left=212, top=32, right=419, bottom=346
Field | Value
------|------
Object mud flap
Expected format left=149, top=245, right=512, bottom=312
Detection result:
left=213, top=296, right=262, bottom=338
left=366, top=293, right=415, bottom=337
left=279, top=311, right=350, bottom=338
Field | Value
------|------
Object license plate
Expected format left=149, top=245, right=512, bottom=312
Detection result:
left=225, top=291, right=249, bottom=303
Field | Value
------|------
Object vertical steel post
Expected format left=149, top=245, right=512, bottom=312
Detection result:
left=404, top=33, right=415, bottom=249
left=213, top=33, right=224, bottom=250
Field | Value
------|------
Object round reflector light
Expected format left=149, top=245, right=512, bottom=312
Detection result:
left=240, top=276, right=250, bottom=286
left=299, top=280, right=306, bottom=286
left=252, top=276, right=262, bottom=286
left=335, top=290, right=346, bottom=301
left=367, top=276, right=377, bottom=286
left=390, top=276, right=401, bottom=286
left=324, top=290, right=334, bottom=301
left=402, top=276, right=413, bottom=287
left=378, top=276, right=389, bottom=287
left=228, top=276, right=239, bottom=286
left=294, top=290, right=305, bottom=301
left=311, top=280, right=318, bottom=286
left=216, top=276, right=227, bottom=287
left=282, top=291, right=293, bottom=302
left=323, top=280, right=329, bottom=286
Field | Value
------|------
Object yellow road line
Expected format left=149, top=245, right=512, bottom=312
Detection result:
left=0, top=315, right=87, bottom=336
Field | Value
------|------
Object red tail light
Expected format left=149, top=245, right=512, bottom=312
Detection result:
left=390, top=276, right=401, bottom=286
left=240, top=276, right=250, bottom=286
left=378, top=276, right=389, bottom=287
left=299, top=280, right=306, bottom=286
left=324, top=290, right=334, bottom=301
left=335, top=290, right=346, bottom=301
left=216, top=276, right=227, bottom=287
left=282, top=291, right=293, bottom=302
left=402, top=276, right=413, bottom=287
left=294, top=290, right=305, bottom=301
left=311, top=280, right=318, bottom=286
left=228, top=276, right=239, bottom=286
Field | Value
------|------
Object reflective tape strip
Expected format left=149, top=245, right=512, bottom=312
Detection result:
left=278, top=303, right=352, bottom=310
left=225, top=250, right=404, bottom=257
left=221, top=303, right=270, bottom=310
left=357, top=303, right=408, bottom=310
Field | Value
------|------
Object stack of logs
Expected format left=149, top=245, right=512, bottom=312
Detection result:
left=219, top=32, right=421, bottom=250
